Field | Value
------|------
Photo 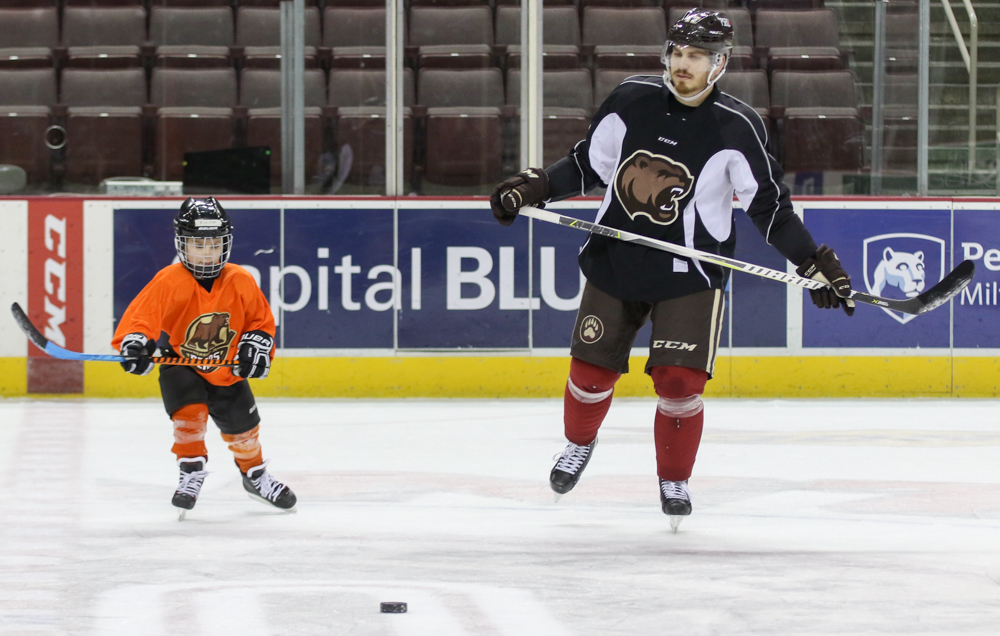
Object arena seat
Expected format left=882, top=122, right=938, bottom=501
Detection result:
left=0, top=68, right=57, bottom=185
left=582, top=7, right=667, bottom=70
left=770, top=70, right=864, bottom=172
left=149, top=7, right=234, bottom=69
left=716, top=69, right=772, bottom=148
left=593, top=68, right=662, bottom=106
left=236, top=6, right=321, bottom=69
left=0, top=7, right=58, bottom=70
left=323, top=7, right=386, bottom=69
left=507, top=68, right=593, bottom=168
left=418, top=68, right=504, bottom=186
left=60, top=68, right=146, bottom=185
left=327, top=68, right=415, bottom=187
left=754, top=9, right=844, bottom=72
left=63, top=7, right=146, bottom=69
left=495, top=5, right=582, bottom=70
left=409, top=6, right=494, bottom=69
left=150, top=68, right=238, bottom=181
left=239, top=68, right=326, bottom=187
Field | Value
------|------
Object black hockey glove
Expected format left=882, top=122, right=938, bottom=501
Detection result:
left=796, top=244, right=856, bottom=317
left=489, top=167, right=549, bottom=226
left=119, top=333, right=155, bottom=376
left=234, top=330, right=274, bottom=380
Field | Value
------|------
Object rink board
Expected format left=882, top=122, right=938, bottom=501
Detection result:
left=1, top=196, right=999, bottom=397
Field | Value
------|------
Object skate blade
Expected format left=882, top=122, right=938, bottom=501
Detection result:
left=553, top=492, right=563, bottom=503
left=247, top=492, right=297, bottom=513
left=177, top=508, right=187, bottom=521
left=669, top=515, right=683, bottom=533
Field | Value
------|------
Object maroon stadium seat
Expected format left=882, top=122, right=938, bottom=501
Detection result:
left=0, top=8, right=58, bottom=70
left=495, top=6, right=582, bottom=70
left=770, top=70, right=864, bottom=172
left=63, top=7, right=146, bottom=69
left=150, top=68, right=238, bottom=181
left=239, top=68, right=327, bottom=187
left=60, top=68, right=147, bottom=185
left=327, top=68, right=416, bottom=187
left=582, top=7, right=667, bottom=70
left=0, top=69, right=57, bottom=185
left=754, top=9, right=844, bottom=72
left=417, top=68, right=504, bottom=186
left=236, top=6, right=321, bottom=69
left=149, top=7, right=235, bottom=69
left=409, top=6, right=494, bottom=69
left=507, top=68, right=593, bottom=168
left=323, top=7, right=386, bottom=69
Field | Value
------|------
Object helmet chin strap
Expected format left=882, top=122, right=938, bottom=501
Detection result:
left=664, top=53, right=728, bottom=104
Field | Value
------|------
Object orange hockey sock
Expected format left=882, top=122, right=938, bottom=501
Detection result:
left=171, top=403, right=209, bottom=460
left=222, top=426, right=263, bottom=474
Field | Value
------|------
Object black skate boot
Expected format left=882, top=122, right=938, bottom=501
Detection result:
left=659, top=478, right=691, bottom=533
left=549, top=438, right=598, bottom=499
left=242, top=461, right=297, bottom=511
left=172, top=457, right=208, bottom=521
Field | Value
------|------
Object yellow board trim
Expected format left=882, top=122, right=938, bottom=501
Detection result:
left=0, top=356, right=996, bottom=399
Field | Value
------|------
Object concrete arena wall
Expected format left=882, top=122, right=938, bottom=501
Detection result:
left=2, top=196, right=999, bottom=399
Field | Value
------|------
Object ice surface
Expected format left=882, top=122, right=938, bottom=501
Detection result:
left=1, top=398, right=999, bottom=635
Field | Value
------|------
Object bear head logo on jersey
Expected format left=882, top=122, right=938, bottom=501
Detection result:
left=180, top=312, right=236, bottom=363
left=614, top=150, right=694, bottom=225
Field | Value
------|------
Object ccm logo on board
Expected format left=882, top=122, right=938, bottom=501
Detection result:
left=42, top=214, right=69, bottom=347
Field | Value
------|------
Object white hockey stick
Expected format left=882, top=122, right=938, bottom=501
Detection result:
left=520, top=206, right=975, bottom=316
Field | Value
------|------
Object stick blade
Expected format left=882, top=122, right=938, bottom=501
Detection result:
left=10, top=302, right=49, bottom=352
left=913, top=259, right=976, bottom=315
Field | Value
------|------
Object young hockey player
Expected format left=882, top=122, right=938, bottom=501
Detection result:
left=490, top=10, right=854, bottom=530
left=112, top=197, right=296, bottom=518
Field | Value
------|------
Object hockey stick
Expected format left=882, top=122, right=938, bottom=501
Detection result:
left=520, top=207, right=975, bottom=316
left=10, top=303, right=238, bottom=368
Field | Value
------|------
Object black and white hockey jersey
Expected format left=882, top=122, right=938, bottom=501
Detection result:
left=544, top=74, right=818, bottom=303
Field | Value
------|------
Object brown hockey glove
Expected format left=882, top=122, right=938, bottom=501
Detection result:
left=489, top=168, right=549, bottom=226
left=796, top=244, right=856, bottom=317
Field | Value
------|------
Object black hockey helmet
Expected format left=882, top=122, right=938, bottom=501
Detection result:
left=664, top=9, right=734, bottom=58
left=174, top=197, right=233, bottom=279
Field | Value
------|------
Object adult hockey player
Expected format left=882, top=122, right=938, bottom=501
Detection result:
left=490, top=9, right=854, bottom=528
left=112, top=197, right=296, bottom=519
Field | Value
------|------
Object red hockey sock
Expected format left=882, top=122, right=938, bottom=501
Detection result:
left=563, top=357, right=621, bottom=446
left=651, top=366, right=708, bottom=481
left=171, top=403, right=209, bottom=460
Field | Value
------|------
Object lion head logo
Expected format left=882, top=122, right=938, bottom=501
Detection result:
left=614, top=150, right=694, bottom=225
left=873, top=247, right=926, bottom=298
left=179, top=312, right=236, bottom=363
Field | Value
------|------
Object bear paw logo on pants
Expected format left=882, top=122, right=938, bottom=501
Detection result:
left=579, top=315, right=604, bottom=344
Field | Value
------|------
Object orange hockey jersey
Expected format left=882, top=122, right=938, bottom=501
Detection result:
left=112, top=263, right=275, bottom=386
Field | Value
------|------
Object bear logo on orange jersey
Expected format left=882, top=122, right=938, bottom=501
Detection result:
left=614, top=150, right=693, bottom=225
left=180, top=312, right=236, bottom=362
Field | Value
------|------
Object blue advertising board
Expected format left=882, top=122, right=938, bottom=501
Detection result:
left=954, top=208, right=1000, bottom=348
left=801, top=207, right=952, bottom=348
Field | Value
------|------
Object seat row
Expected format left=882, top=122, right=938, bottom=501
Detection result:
left=0, top=5, right=848, bottom=74
left=0, top=65, right=866, bottom=192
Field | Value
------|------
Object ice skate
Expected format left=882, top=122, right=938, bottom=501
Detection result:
left=659, top=478, right=691, bottom=532
left=172, top=457, right=208, bottom=521
left=242, top=461, right=297, bottom=511
left=550, top=438, right=598, bottom=501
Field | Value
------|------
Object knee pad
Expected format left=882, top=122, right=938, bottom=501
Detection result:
left=172, top=403, right=208, bottom=443
left=651, top=366, right=707, bottom=418
left=567, top=357, right=620, bottom=403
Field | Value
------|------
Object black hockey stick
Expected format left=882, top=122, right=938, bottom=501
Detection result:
left=521, top=207, right=975, bottom=316
left=10, top=303, right=238, bottom=368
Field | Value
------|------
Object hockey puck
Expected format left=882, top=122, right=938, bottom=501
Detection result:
left=380, top=602, right=407, bottom=614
